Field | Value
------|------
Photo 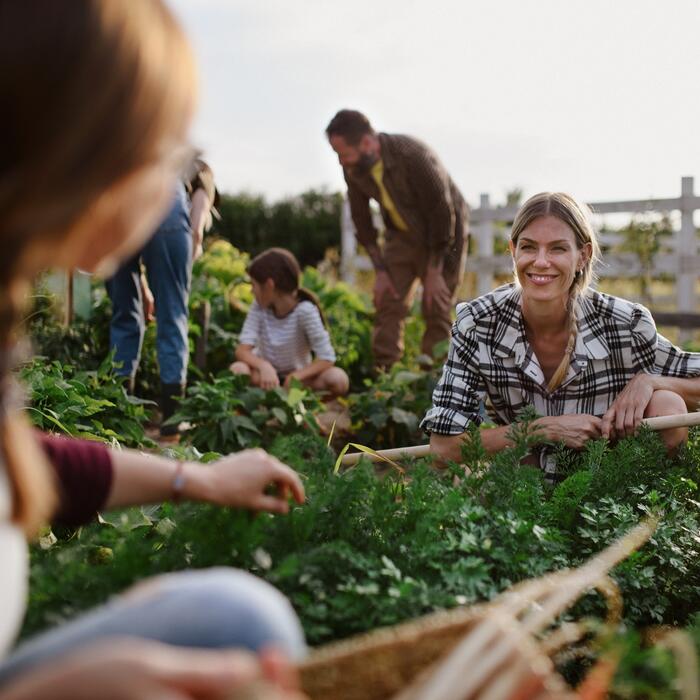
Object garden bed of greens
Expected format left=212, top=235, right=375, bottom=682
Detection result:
left=20, top=240, right=700, bottom=698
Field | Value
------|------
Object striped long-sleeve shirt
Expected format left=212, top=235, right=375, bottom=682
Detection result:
left=239, top=300, right=336, bottom=374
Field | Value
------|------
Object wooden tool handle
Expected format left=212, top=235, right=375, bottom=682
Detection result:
left=641, top=411, right=700, bottom=430
left=339, top=444, right=431, bottom=467
left=338, top=412, right=700, bottom=467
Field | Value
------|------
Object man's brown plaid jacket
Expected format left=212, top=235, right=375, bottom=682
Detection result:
left=343, top=132, right=469, bottom=267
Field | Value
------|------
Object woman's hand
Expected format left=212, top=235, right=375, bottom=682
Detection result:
left=191, top=449, right=305, bottom=513
left=105, top=446, right=304, bottom=513
left=0, top=639, right=306, bottom=700
left=601, top=372, right=657, bottom=440
left=534, top=414, right=602, bottom=449
left=258, top=362, right=280, bottom=390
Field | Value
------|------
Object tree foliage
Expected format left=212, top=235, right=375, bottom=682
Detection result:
left=213, top=189, right=343, bottom=267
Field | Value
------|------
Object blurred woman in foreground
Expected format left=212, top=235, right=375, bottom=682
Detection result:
left=0, top=1, right=306, bottom=697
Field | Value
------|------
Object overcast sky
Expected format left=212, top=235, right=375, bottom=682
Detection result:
left=169, top=0, right=700, bottom=209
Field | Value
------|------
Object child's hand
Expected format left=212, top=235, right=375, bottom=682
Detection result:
left=259, top=363, right=280, bottom=390
left=283, top=371, right=303, bottom=389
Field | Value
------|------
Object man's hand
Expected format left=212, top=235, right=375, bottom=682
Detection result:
left=422, top=266, right=451, bottom=313
left=198, top=448, right=305, bottom=513
left=192, top=233, right=204, bottom=262
left=189, top=188, right=210, bottom=263
left=373, top=269, right=399, bottom=307
left=258, top=362, right=280, bottom=390
left=533, top=414, right=602, bottom=449
left=601, top=372, right=657, bottom=440
left=140, top=273, right=155, bottom=323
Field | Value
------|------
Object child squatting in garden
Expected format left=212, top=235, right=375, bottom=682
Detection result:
left=231, top=248, right=350, bottom=397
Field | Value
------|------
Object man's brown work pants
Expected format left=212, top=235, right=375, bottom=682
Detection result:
left=373, top=228, right=466, bottom=369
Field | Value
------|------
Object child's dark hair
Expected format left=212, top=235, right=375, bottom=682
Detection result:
left=248, top=248, right=326, bottom=325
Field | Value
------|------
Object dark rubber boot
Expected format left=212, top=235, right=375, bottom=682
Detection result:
left=160, top=382, right=185, bottom=438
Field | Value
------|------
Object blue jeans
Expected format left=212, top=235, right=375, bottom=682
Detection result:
left=106, top=185, right=192, bottom=386
left=0, top=568, right=306, bottom=686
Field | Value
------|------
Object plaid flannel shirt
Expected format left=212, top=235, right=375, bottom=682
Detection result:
left=344, top=133, right=469, bottom=261
left=422, top=284, right=700, bottom=473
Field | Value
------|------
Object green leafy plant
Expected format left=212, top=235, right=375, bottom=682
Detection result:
left=24, top=424, right=700, bottom=655
left=19, top=355, right=154, bottom=447
left=345, top=365, right=440, bottom=449
left=170, top=373, right=322, bottom=453
left=25, top=281, right=112, bottom=370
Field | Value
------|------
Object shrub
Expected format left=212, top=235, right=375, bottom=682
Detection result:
left=214, top=189, right=342, bottom=268
left=345, top=365, right=440, bottom=449
left=24, top=427, right=700, bottom=651
left=19, top=355, right=154, bottom=448
left=170, top=374, right=321, bottom=454
left=301, top=267, right=374, bottom=386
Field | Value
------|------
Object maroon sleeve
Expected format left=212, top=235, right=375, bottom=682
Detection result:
left=35, top=432, right=114, bottom=527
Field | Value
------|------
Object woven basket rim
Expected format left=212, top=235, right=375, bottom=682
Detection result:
left=300, top=603, right=488, bottom=670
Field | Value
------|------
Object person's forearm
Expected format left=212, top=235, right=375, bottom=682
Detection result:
left=364, top=243, right=386, bottom=271
left=346, top=182, right=379, bottom=255
left=189, top=189, right=211, bottom=241
left=430, top=425, right=514, bottom=465
left=480, top=425, right=517, bottom=452
left=429, top=433, right=464, bottom=464
left=648, top=375, right=700, bottom=410
left=105, top=449, right=213, bottom=510
left=426, top=252, right=445, bottom=272
left=294, top=359, right=332, bottom=382
left=235, top=345, right=273, bottom=372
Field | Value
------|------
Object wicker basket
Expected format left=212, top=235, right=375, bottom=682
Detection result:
left=300, top=604, right=488, bottom=700
left=299, top=520, right=657, bottom=700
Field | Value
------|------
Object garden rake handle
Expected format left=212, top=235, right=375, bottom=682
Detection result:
left=339, top=444, right=431, bottom=467
left=338, top=412, right=700, bottom=467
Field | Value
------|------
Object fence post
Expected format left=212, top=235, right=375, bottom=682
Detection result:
left=194, top=300, right=211, bottom=372
left=476, top=193, right=495, bottom=296
left=64, top=270, right=74, bottom=326
left=340, top=197, right=357, bottom=285
left=677, top=176, right=696, bottom=343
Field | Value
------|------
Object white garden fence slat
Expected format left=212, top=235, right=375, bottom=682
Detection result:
left=340, top=176, right=700, bottom=338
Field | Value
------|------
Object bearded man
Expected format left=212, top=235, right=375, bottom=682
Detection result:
left=326, top=109, right=469, bottom=369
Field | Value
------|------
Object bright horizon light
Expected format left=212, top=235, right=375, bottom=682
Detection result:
left=169, top=0, right=700, bottom=210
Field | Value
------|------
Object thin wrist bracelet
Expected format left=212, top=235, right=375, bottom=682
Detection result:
left=171, top=462, right=186, bottom=503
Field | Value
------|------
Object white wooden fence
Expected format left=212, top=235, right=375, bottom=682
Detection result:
left=341, top=177, right=700, bottom=296
left=340, top=176, right=700, bottom=324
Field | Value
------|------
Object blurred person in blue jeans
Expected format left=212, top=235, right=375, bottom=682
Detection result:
left=106, top=159, right=219, bottom=437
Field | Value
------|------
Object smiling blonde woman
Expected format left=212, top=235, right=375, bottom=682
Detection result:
left=423, top=192, right=700, bottom=476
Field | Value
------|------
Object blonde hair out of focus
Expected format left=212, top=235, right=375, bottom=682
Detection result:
left=0, top=0, right=197, bottom=535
